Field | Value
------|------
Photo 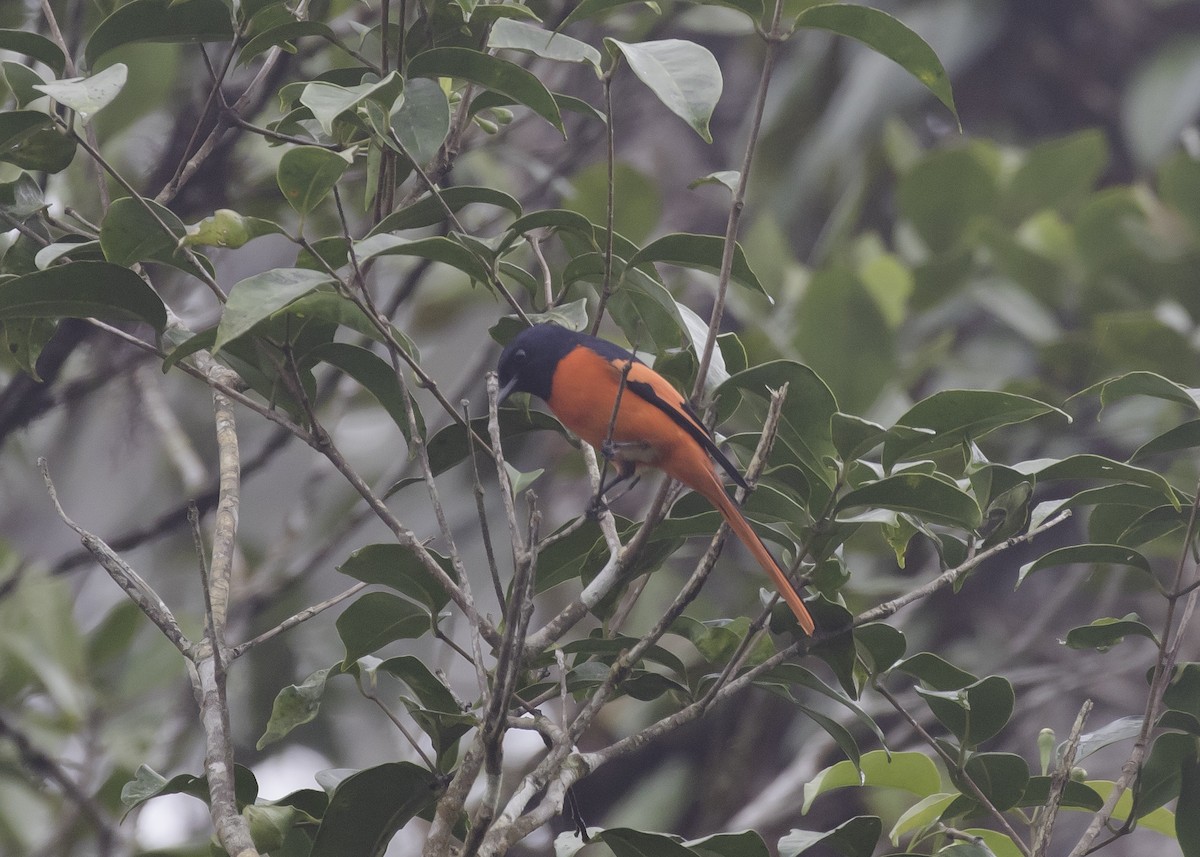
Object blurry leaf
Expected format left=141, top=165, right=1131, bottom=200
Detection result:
left=0, top=172, right=45, bottom=222
left=689, top=170, right=740, bottom=192
left=883, top=390, right=1067, bottom=469
left=1165, top=663, right=1200, bottom=718
left=0, top=261, right=166, bottom=330
left=309, top=762, right=437, bottom=857
left=795, top=267, right=892, bottom=413
left=1085, top=779, right=1177, bottom=838
left=563, top=162, right=661, bottom=244
left=214, top=268, right=336, bottom=352
left=1122, top=36, right=1200, bottom=169
left=409, top=47, right=563, bottom=134
left=244, top=804, right=297, bottom=852
left=391, top=78, right=451, bottom=166
left=897, top=145, right=999, bottom=252
left=1134, top=732, right=1196, bottom=820
left=1179, top=750, right=1200, bottom=856
left=1160, top=151, right=1200, bottom=232
left=559, top=0, right=664, bottom=29
left=337, top=592, right=429, bottom=666
left=1005, top=130, right=1108, bottom=220
left=1065, top=615, right=1158, bottom=651
left=371, top=186, right=521, bottom=234
left=505, top=462, right=544, bottom=495
left=778, top=816, right=881, bottom=857
left=836, top=473, right=982, bottom=529
left=301, top=342, right=421, bottom=444
left=489, top=18, right=602, bottom=68
left=277, top=145, right=349, bottom=215
left=257, top=666, right=339, bottom=749
left=802, top=751, right=942, bottom=813
left=85, top=0, right=235, bottom=66
left=0, top=28, right=67, bottom=73
left=1017, top=544, right=1154, bottom=587
left=793, top=3, right=956, bottom=122
left=0, top=110, right=75, bottom=172
left=604, top=38, right=722, bottom=142
left=337, top=543, right=453, bottom=613
left=33, top=64, right=127, bottom=123
left=627, top=233, right=765, bottom=296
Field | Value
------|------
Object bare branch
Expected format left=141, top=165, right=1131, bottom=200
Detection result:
left=230, top=582, right=368, bottom=659
left=1033, top=699, right=1093, bottom=857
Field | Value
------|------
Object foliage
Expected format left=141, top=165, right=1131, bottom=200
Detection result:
left=0, top=1, right=1199, bottom=857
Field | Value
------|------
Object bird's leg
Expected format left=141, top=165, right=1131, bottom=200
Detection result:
left=588, top=455, right=640, bottom=518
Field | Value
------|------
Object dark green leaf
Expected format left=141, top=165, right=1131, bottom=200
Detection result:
left=376, top=656, right=461, bottom=712
left=277, top=146, right=349, bottom=215
left=778, top=816, right=881, bottom=857
left=687, top=830, right=770, bottom=857
left=0, top=29, right=67, bottom=73
left=371, top=186, right=521, bottom=235
left=1077, top=370, right=1200, bottom=413
left=0, top=261, right=166, bottom=331
left=883, top=389, right=1067, bottom=469
left=0, top=172, right=45, bottom=223
left=1005, top=129, right=1107, bottom=220
left=309, top=763, right=437, bottom=857
left=85, top=0, right=235, bottom=67
left=896, top=145, right=999, bottom=252
left=596, top=828, right=695, bottom=857
left=604, top=38, right=722, bottom=143
left=1165, top=663, right=1200, bottom=719
left=1065, top=615, right=1158, bottom=651
left=1018, top=777, right=1104, bottom=811
left=955, top=752, right=1028, bottom=812
left=915, top=675, right=1014, bottom=748
left=802, top=750, right=942, bottom=813
left=856, top=623, right=906, bottom=676
left=1178, top=749, right=1200, bottom=856
left=336, top=543, right=453, bottom=613
left=1020, top=454, right=1180, bottom=509
left=301, top=342, right=421, bottom=443
left=100, top=197, right=201, bottom=276
left=1135, top=732, right=1196, bottom=820
left=353, top=234, right=491, bottom=284
left=239, top=20, right=337, bottom=64
left=1132, top=419, right=1200, bottom=462
left=391, top=78, right=451, bottom=166
left=337, top=592, right=429, bottom=666
left=408, top=47, right=563, bottom=134
left=626, top=232, right=765, bottom=296
left=214, top=268, right=336, bottom=353
left=836, top=473, right=982, bottom=529
left=1017, top=544, right=1154, bottom=587
left=559, top=0, right=661, bottom=29
left=896, top=652, right=977, bottom=690
left=793, top=3, right=956, bottom=122
left=257, top=666, right=340, bottom=749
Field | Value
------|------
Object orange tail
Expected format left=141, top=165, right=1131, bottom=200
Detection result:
left=693, top=471, right=816, bottom=635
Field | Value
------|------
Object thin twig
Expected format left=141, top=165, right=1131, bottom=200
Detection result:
left=591, top=67, right=619, bottom=335
left=1032, top=699, right=1093, bottom=857
left=230, top=583, right=368, bottom=659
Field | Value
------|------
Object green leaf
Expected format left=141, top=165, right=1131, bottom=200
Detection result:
left=100, top=196, right=198, bottom=274
left=239, top=20, right=337, bottom=64
left=915, top=675, right=1015, bottom=748
left=301, top=342, right=421, bottom=443
left=0, top=173, right=45, bottom=223
left=1178, top=751, right=1200, bottom=856
left=1135, top=732, right=1196, bottom=820
left=376, top=656, right=460, bottom=712
left=0, top=29, right=67, bottom=73
left=337, top=592, right=429, bottom=667
left=896, top=652, right=977, bottom=690
left=794, top=267, right=892, bottom=413
left=1016, top=454, right=1180, bottom=509
left=1005, top=130, right=1108, bottom=220
left=626, top=233, right=765, bottom=296
left=257, top=666, right=339, bottom=749
left=883, top=389, right=1067, bottom=469
left=0, top=261, right=166, bottom=331
left=1065, top=615, right=1158, bottom=651
left=803, top=750, right=942, bottom=813
left=336, top=543, right=452, bottom=613
left=33, top=64, right=127, bottom=123
left=214, top=268, right=336, bottom=353
left=277, top=145, right=349, bottom=215
left=793, top=3, right=956, bottom=123
left=559, top=0, right=663, bottom=29
left=408, top=47, right=564, bottom=134
left=4, top=61, right=47, bottom=109
left=489, top=18, right=602, bottom=69
left=371, top=186, right=522, bottom=234
left=353, top=234, right=491, bottom=284
left=1017, top=544, right=1154, bottom=587
left=1075, top=715, right=1143, bottom=763
left=1077, top=370, right=1200, bottom=413
left=836, top=473, right=982, bottom=529
left=85, top=0, right=235, bottom=67
left=896, top=145, right=999, bottom=252
left=856, top=623, right=906, bottom=676
left=888, top=793, right=957, bottom=844
left=391, top=78, right=451, bottom=166
left=1132, top=419, right=1200, bottom=462
left=1, top=318, right=56, bottom=379
left=1165, top=663, right=1200, bottom=719
left=604, top=38, right=722, bottom=143
left=778, top=816, right=881, bottom=857
left=1085, top=779, right=1177, bottom=838
left=309, top=763, right=437, bottom=857
left=185, top=209, right=285, bottom=249
left=953, top=752, right=1029, bottom=812
left=1018, top=777, right=1104, bottom=811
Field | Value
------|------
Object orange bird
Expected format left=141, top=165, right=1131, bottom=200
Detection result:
left=496, top=324, right=815, bottom=635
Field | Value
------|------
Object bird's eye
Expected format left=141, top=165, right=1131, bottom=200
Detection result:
left=514, top=348, right=527, bottom=364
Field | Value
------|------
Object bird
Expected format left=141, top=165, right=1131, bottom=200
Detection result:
left=496, top=323, right=815, bottom=635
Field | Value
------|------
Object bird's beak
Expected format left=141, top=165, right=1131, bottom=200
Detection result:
left=498, top=377, right=519, bottom=403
